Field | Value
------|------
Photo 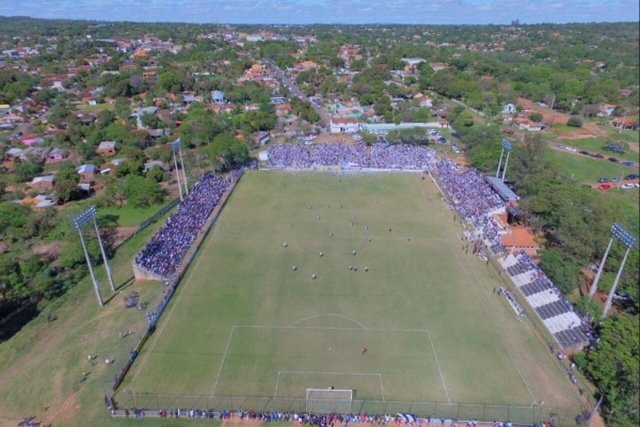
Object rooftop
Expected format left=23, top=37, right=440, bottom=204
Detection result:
left=485, top=176, right=520, bottom=202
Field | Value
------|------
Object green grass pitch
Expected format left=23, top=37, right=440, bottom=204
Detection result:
left=122, top=171, right=581, bottom=413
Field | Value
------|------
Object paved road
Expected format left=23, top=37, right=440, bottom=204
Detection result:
left=264, top=58, right=331, bottom=128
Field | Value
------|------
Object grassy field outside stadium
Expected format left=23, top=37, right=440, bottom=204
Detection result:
left=120, top=171, right=583, bottom=422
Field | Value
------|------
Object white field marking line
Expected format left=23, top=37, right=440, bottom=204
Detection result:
left=234, top=324, right=427, bottom=333
left=274, top=371, right=384, bottom=401
left=127, top=220, right=220, bottom=389
left=222, top=324, right=434, bottom=403
left=448, top=240, right=536, bottom=402
left=211, top=325, right=237, bottom=397
left=424, top=328, right=451, bottom=404
left=290, top=313, right=369, bottom=330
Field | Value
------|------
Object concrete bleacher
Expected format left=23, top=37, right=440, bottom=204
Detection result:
left=527, top=290, right=559, bottom=308
left=498, top=253, right=590, bottom=350
left=535, top=300, right=570, bottom=319
left=519, top=278, right=550, bottom=296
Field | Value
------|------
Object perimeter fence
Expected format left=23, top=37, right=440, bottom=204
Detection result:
left=112, top=392, right=572, bottom=426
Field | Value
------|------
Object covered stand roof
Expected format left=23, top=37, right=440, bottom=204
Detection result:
left=485, top=176, right=520, bottom=203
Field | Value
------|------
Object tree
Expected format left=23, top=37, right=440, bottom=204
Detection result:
left=584, top=316, right=639, bottom=426
left=95, top=109, right=116, bottom=129
left=567, top=116, right=583, bottom=127
left=0, top=202, right=31, bottom=242
left=360, top=131, right=377, bottom=146
left=141, top=112, right=161, bottom=129
left=114, top=97, right=131, bottom=120
left=529, top=112, right=543, bottom=122
left=14, top=161, right=43, bottom=182
left=350, top=59, right=367, bottom=71
left=58, top=235, right=100, bottom=270
left=147, top=165, right=167, bottom=183
left=510, top=135, right=551, bottom=197
left=54, top=161, right=80, bottom=203
left=0, top=254, right=25, bottom=300
left=123, top=175, right=164, bottom=208
left=575, top=295, right=601, bottom=320
left=452, top=110, right=474, bottom=128
left=207, top=133, right=249, bottom=171
left=157, top=70, right=184, bottom=93
left=103, top=176, right=125, bottom=206
left=538, top=248, right=581, bottom=294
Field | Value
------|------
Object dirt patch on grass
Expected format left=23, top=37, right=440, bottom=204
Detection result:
left=114, top=227, right=138, bottom=247
left=557, top=129, right=599, bottom=140
left=517, top=98, right=607, bottom=138
left=222, top=417, right=264, bottom=427
left=32, top=241, right=65, bottom=261
left=42, top=391, right=79, bottom=426
left=315, top=133, right=355, bottom=144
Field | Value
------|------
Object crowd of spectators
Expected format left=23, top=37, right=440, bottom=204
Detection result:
left=134, top=172, right=229, bottom=278
left=432, top=159, right=506, bottom=254
left=433, top=159, right=504, bottom=222
left=482, top=217, right=505, bottom=254
left=116, top=407, right=524, bottom=426
left=267, top=142, right=435, bottom=170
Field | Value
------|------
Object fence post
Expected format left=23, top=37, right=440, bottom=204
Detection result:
left=483, top=403, right=486, bottom=422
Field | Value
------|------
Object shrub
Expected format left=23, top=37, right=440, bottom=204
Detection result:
left=567, top=116, right=583, bottom=127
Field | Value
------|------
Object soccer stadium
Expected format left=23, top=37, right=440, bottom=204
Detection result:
left=115, top=143, right=586, bottom=425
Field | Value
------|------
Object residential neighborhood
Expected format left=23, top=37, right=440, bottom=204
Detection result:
left=0, top=13, right=637, bottom=427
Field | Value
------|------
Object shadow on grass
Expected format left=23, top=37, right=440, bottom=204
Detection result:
left=0, top=302, right=39, bottom=342
left=103, top=276, right=136, bottom=305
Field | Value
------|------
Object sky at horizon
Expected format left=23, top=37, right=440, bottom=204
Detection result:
left=0, top=0, right=638, bottom=25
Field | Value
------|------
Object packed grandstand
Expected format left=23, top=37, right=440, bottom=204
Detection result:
left=132, top=142, right=592, bottom=352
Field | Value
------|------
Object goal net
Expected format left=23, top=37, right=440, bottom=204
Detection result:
left=306, top=388, right=353, bottom=414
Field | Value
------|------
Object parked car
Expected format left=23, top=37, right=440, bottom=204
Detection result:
left=611, top=177, right=621, bottom=182
left=624, top=174, right=639, bottom=180
left=613, top=291, right=634, bottom=302
left=620, top=183, right=635, bottom=189
left=579, top=150, right=590, bottom=155
left=598, top=183, right=612, bottom=190
left=597, top=177, right=610, bottom=183
left=606, top=143, right=625, bottom=154
left=593, top=153, right=605, bottom=159
left=608, top=157, right=619, bottom=163
left=622, top=161, right=635, bottom=167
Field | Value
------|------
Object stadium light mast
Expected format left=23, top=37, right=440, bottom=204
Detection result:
left=601, top=224, right=637, bottom=319
left=171, top=138, right=188, bottom=201
left=74, top=206, right=114, bottom=306
left=589, top=226, right=616, bottom=298
left=495, top=139, right=512, bottom=182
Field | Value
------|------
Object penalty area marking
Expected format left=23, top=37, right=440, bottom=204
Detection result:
left=290, top=313, right=369, bottom=330
left=211, top=323, right=450, bottom=404
left=274, top=370, right=385, bottom=402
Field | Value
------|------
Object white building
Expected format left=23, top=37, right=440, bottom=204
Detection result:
left=330, top=117, right=360, bottom=134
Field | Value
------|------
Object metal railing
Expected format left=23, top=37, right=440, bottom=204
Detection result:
left=113, top=392, right=562, bottom=425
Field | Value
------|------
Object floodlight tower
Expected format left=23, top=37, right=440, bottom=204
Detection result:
left=589, top=224, right=617, bottom=298
left=495, top=139, right=512, bottom=182
left=74, top=206, right=115, bottom=306
left=171, top=138, right=188, bottom=201
left=601, top=224, right=637, bottom=319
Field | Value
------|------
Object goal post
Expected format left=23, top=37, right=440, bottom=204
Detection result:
left=306, top=388, right=353, bottom=413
